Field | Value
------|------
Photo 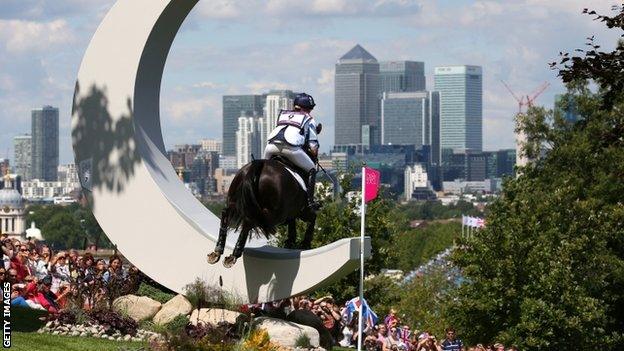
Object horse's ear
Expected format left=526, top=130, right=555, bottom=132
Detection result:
left=316, top=123, right=323, bottom=135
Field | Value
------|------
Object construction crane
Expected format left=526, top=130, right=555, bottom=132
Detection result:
left=501, top=80, right=550, bottom=113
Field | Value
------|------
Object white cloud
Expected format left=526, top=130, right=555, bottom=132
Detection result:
left=192, top=81, right=220, bottom=89
left=245, top=81, right=290, bottom=94
left=0, top=19, right=74, bottom=53
left=316, top=69, right=334, bottom=93
left=165, top=96, right=220, bottom=123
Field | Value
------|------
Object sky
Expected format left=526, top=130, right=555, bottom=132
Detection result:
left=0, top=0, right=620, bottom=163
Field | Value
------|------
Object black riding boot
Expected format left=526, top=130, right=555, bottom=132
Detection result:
left=307, top=169, right=321, bottom=211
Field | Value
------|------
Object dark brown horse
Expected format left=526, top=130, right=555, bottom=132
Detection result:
left=207, top=158, right=317, bottom=268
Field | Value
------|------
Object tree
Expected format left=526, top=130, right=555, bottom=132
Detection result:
left=42, top=212, right=87, bottom=250
left=390, top=222, right=460, bottom=272
left=448, top=6, right=624, bottom=350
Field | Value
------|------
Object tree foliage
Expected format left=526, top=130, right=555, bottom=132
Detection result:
left=390, top=222, right=460, bottom=272
left=448, top=6, right=624, bottom=350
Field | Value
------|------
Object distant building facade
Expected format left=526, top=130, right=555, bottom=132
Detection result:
left=380, top=61, right=425, bottom=93
left=14, top=134, right=32, bottom=180
left=236, top=115, right=264, bottom=169
left=434, top=66, right=482, bottom=152
left=222, top=95, right=265, bottom=156
left=199, top=139, right=222, bottom=153
left=0, top=174, right=25, bottom=237
left=335, top=44, right=381, bottom=147
left=0, top=159, right=8, bottom=177
left=31, top=106, right=59, bottom=181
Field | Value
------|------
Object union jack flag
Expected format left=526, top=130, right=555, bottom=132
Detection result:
left=343, top=297, right=378, bottom=328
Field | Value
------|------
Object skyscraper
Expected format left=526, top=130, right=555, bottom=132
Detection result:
left=434, top=65, right=483, bottom=151
left=236, top=115, right=263, bottom=169
left=380, top=91, right=439, bottom=153
left=13, top=134, right=31, bottom=180
left=380, top=61, right=426, bottom=93
left=31, top=106, right=59, bottom=181
left=263, top=90, right=295, bottom=147
left=222, top=95, right=265, bottom=156
left=335, top=44, right=381, bottom=147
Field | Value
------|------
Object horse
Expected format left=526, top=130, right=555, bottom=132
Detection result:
left=207, top=158, right=317, bottom=268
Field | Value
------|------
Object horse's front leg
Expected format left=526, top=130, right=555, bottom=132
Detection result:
left=300, top=212, right=316, bottom=250
left=284, top=220, right=297, bottom=249
left=223, top=223, right=251, bottom=268
left=208, top=208, right=229, bottom=264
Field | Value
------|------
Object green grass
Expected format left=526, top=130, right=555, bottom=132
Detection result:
left=9, top=332, right=148, bottom=351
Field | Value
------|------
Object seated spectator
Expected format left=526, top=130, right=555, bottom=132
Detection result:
left=384, top=326, right=407, bottom=351
left=376, top=323, right=389, bottom=349
left=10, top=245, right=32, bottom=281
left=7, top=268, right=18, bottom=285
left=27, top=248, right=48, bottom=280
left=0, top=267, right=6, bottom=286
left=51, top=252, right=71, bottom=293
left=103, top=255, right=124, bottom=283
left=40, top=245, right=52, bottom=269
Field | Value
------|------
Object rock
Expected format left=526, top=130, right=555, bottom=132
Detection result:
left=71, top=331, right=80, bottom=337
left=153, top=294, right=192, bottom=325
left=112, top=294, right=162, bottom=322
left=80, top=332, right=87, bottom=337
left=132, top=337, right=142, bottom=342
left=45, top=321, right=53, bottom=328
left=189, top=308, right=242, bottom=326
left=108, top=335, right=115, bottom=341
left=124, top=334, right=132, bottom=341
left=253, top=317, right=320, bottom=348
left=101, top=334, right=109, bottom=339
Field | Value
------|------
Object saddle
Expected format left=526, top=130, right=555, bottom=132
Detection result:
left=270, top=156, right=309, bottom=189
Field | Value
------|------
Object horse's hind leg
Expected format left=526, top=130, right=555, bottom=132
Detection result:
left=284, top=220, right=297, bottom=249
left=223, top=223, right=251, bottom=268
left=300, top=213, right=316, bottom=250
left=208, top=208, right=229, bottom=264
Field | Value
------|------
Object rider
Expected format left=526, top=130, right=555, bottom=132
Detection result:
left=264, top=92, right=321, bottom=211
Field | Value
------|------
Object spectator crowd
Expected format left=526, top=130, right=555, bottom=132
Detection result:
left=1, top=234, right=517, bottom=350
left=1, top=235, right=140, bottom=314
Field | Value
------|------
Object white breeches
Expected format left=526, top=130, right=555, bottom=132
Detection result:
left=264, top=143, right=315, bottom=172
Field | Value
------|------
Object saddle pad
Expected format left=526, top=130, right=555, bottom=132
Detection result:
left=284, top=167, right=307, bottom=192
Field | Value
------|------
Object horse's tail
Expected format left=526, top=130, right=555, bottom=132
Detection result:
left=232, top=160, right=276, bottom=238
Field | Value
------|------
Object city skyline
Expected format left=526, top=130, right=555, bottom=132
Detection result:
left=0, top=1, right=619, bottom=163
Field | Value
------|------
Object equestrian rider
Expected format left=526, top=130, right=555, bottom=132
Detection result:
left=264, top=93, right=321, bottom=211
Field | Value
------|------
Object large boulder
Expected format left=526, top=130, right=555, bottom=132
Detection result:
left=189, top=308, right=243, bottom=326
left=112, top=295, right=161, bottom=322
left=153, top=295, right=193, bottom=325
left=253, top=317, right=320, bottom=348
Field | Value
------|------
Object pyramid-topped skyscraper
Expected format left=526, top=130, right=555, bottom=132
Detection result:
left=334, top=44, right=381, bottom=148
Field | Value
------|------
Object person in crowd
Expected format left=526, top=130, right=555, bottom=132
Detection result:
left=376, top=323, right=389, bottom=349
left=10, top=244, right=31, bottom=281
left=7, top=268, right=18, bottom=285
left=1, top=238, right=13, bottom=270
left=384, top=326, right=407, bottom=351
left=0, top=267, right=6, bottom=286
left=415, top=332, right=441, bottom=351
left=27, top=248, right=48, bottom=280
left=68, top=249, right=79, bottom=270
left=440, top=328, right=464, bottom=351
left=103, top=254, right=124, bottom=283
left=40, top=245, right=53, bottom=269
left=50, top=252, right=71, bottom=292
left=82, top=253, right=96, bottom=283
left=492, top=343, right=504, bottom=351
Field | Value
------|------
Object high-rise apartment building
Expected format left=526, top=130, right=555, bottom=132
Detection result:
left=13, top=134, right=31, bottom=180
left=222, top=95, right=265, bottom=156
left=236, top=115, right=264, bottom=169
left=263, top=90, right=295, bottom=147
left=380, top=91, right=439, bottom=148
left=335, top=44, right=381, bottom=147
left=434, top=66, right=482, bottom=152
left=31, top=106, right=59, bottom=181
left=380, top=61, right=426, bottom=93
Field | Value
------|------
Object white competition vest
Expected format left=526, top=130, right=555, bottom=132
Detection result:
left=267, top=110, right=317, bottom=147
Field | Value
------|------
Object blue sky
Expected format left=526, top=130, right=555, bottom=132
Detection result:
left=0, top=0, right=619, bottom=163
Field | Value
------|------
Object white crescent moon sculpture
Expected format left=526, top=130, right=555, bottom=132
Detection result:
left=71, top=0, right=371, bottom=303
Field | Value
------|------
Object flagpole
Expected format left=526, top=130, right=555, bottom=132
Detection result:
left=358, top=166, right=365, bottom=351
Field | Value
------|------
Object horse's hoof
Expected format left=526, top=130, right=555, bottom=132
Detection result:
left=223, top=255, right=237, bottom=268
left=207, top=252, right=221, bottom=264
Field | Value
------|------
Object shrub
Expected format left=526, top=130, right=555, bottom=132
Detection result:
left=88, top=308, right=138, bottom=336
left=137, top=282, right=175, bottom=304
left=163, top=314, right=189, bottom=335
left=240, top=328, right=281, bottom=351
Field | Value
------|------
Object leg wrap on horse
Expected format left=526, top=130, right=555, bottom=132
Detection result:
left=307, top=168, right=321, bottom=211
